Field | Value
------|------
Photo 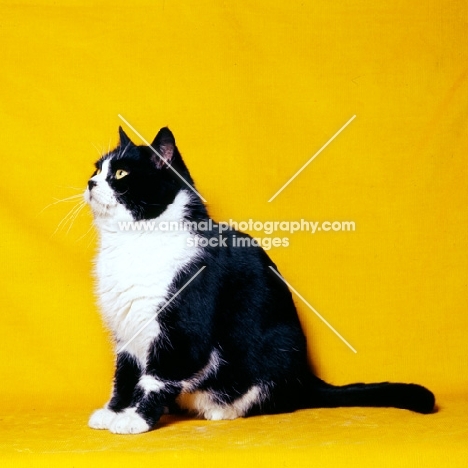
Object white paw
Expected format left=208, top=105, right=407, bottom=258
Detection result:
left=109, top=408, right=150, bottom=434
left=204, top=407, right=239, bottom=421
left=88, top=408, right=117, bottom=430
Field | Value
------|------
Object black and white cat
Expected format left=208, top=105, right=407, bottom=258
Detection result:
left=85, top=126, right=435, bottom=434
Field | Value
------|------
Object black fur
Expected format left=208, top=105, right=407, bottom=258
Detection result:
left=89, top=127, right=435, bottom=432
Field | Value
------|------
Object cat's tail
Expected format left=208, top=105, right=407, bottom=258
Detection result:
left=305, top=376, right=436, bottom=414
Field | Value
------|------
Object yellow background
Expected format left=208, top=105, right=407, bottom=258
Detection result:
left=0, top=0, right=467, bottom=466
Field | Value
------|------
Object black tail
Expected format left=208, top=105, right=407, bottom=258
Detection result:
left=308, top=377, right=435, bottom=414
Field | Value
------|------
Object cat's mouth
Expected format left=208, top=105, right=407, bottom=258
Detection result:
left=84, top=187, right=118, bottom=217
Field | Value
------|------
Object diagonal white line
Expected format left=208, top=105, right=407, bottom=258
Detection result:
left=118, top=114, right=208, bottom=203
left=116, top=266, right=206, bottom=354
left=268, top=266, right=357, bottom=353
left=268, top=115, right=356, bottom=202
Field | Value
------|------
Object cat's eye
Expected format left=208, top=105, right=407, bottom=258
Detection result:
left=115, top=169, right=128, bottom=180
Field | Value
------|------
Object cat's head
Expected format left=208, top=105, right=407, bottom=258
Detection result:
left=85, top=127, right=200, bottom=223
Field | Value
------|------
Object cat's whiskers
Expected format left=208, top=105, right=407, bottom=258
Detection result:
left=52, top=199, right=86, bottom=237
left=117, top=188, right=129, bottom=197
left=65, top=201, right=87, bottom=236
left=92, top=142, right=104, bottom=156
left=38, top=193, right=84, bottom=215
left=39, top=184, right=97, bottom=245
left=58, top=185, right=84, bottom=192
left=140, top=200, right=163, bottom=206
left=75, top=223, right=96, bottom=244
left=86, top=230, right=97, bottom=250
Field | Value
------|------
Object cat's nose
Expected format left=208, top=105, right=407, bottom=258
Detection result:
left=88, top=179, right=97, bottom=190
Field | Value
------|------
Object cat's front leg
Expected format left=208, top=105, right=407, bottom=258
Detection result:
left=108, top=374, right=180, bottom=434
left=88, top=352, right=142, bottom=430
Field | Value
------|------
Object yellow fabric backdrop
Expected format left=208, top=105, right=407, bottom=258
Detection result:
left=0, top=0, right=467, bottom=466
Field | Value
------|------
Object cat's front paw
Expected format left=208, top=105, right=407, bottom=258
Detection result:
left=88, top=408, right=117, bottom=430
left=109, top=408, right=150, bottom=434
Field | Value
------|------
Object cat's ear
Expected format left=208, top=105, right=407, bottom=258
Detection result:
left=150, top=127, right=175, bottom=169
left=118, top=126, right=134, bottom=148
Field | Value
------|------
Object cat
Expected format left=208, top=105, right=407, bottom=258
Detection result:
left=85, top=126, right=435, bottom=434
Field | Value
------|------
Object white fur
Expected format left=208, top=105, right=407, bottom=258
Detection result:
left=177, top=385, right=266, bottom=420
left=85, top=159, right=131, bottom=226
left=109, top=407, right=149, bottom=434
left=93, top=159, right=110, bottom=182
left=134, top=349, right=220, bottom=398
left=180, top=349, right=222, bottom=392
left=88, top=178, right=203, bottom=368
left=86, top=155, right=257, bottom=431
left=138, top=375, right=165, bottom=395
left=88, top=407, right=117, bottom=429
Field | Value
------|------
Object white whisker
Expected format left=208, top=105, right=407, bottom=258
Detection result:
left=57, top=201, right=84, bottom=233
left=92, top=142, right=104, bottom=156
left=86, top=230, right=97, bottom=250
left=52, top=200, right=86, bottom=237
left=38, top=194, right=84, bottom=215
left=75, top=224, right=95, bottom=244
left=65, top=202, right=86, bottom=235
left=57, top=185, right=84, bottom=192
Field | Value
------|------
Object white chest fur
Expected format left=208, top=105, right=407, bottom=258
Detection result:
left=93, top=191, right=202, bottom=368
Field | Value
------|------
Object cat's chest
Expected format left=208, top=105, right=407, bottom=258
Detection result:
left=95, top=229, right=200, bottom=364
